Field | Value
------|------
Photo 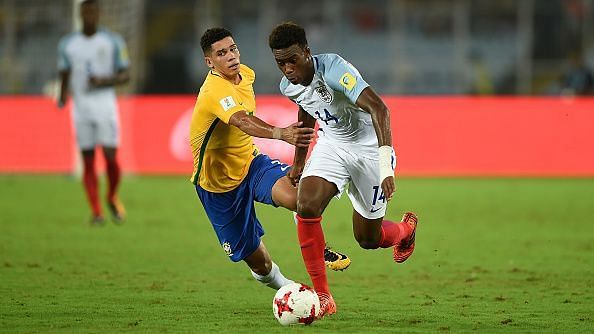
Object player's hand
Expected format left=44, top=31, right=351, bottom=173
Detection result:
left=381, top=176, right=396, bottom=201
left=57, top=96, right=66, bottom=109
left=287, top=166, right=303, bottom=187
left=88, top=76, right=102, bottom=88
left=281, top=121, right=314, bottom=148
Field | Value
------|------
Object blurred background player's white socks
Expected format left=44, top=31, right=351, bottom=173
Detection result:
left=251, top=262, right=294, bottom=289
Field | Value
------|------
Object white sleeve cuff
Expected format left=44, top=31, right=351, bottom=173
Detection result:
left=379, top=146, right=396, bottom=183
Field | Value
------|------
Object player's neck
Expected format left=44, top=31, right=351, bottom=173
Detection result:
left=302, top=56, right=315, bottom=86
left=219, top=72, right=242, bottom=85
left=82, top=26, right=97, bottom=37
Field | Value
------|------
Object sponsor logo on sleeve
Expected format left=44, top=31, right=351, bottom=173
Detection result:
left=339, top=73, right=357, bottom=91
left=219, top=96, right=237, bottom=111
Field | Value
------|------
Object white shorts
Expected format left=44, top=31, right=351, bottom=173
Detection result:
left=72, top=97, right=120, bottom=150
left=301, top=141, right=390, bottom=220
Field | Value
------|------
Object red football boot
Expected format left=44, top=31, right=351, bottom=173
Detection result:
left=316, top=292, right=337, bottom=319
left=394, top=212, right=418, bottom=263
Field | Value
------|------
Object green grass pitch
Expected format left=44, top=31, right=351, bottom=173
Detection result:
left=1, top=175, right=593, bottom=333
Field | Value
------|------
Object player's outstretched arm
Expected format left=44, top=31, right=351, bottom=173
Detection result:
left=288, top=106, right=316, bottom=186
left=356, top=86, right=396, bottom=200
left=57, top=70, right=70, bottom=108
left=228, top=111, right=314, bottom=148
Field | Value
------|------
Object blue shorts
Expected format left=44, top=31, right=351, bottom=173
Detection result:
left=195, top=154, right=290, bottom=262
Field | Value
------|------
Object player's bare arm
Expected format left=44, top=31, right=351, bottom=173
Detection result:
left=89, top=68, right=130, bottom=88
left=355, top=86, right=396, bottom=200
left=288, top=105, right=316, bottom=186
left=228, top=110, right=314, bottom=148
left=57, top=70, right=70, bottom=108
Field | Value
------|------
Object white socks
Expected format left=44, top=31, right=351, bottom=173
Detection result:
left=251, top=262, right=294, bottom=289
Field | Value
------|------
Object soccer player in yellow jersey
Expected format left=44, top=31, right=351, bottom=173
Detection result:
left=191, top=28, right=349, bottom=292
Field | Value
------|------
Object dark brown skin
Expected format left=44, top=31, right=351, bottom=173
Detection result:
left=273, top=43, right=396, bottom=249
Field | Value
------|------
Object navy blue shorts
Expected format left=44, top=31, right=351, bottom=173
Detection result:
left=195, top=154, right=290, bottom=262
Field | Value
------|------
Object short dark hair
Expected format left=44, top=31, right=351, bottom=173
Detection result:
left=200, top=28, right=233, bottom=54
left=268, top=22, right=308, bottom=50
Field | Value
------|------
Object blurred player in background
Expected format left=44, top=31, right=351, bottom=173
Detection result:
left=57, top=0, right=129, bottom=225
left=268, top=22, right=419, bottom=318
left=192, top=28, right=350, bottom=292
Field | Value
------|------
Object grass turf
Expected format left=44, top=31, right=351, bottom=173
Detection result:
left=1, top=175, right=593, bottom=333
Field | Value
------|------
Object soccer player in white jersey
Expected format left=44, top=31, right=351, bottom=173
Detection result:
left=268, top=22, right=419, bottom=319
left=57, top=0, right=129, bottom=225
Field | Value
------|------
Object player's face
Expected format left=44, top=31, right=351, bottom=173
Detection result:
left=273, top=44, right=313, bottom=86
left=205, top=37, right=241, bottom=80
left=81, top=3, right=99, bottom=29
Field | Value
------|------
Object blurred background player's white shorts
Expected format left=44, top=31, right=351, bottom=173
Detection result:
left=301, top=141, right=388, bottom=220
left=72, top=97, right=120, bottom=150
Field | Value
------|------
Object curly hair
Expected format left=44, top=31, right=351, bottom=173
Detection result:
left=268, top=22, right=308, bottom=50
left=200, top=28, right=233, bottom=54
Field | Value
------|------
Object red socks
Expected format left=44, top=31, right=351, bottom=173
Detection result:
left=82, top=155, right=101, bottom=216
left=379, top=219, right=411, bottom=248
left=296, top=215, right=329, bottom=295
left=106, top=158, right=121, bottom=203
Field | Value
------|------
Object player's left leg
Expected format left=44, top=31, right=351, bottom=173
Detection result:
left=102, top=146, right=125, bottom=223
left=96, top=100, right=123, bottom=222
left=351, top=210, right=413, bottom=248
left=346, top=154, right=418, bottom=262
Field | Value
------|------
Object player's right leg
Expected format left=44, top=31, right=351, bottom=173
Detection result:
left=81, top=149, right=103, bottom=224
left=75, top=110, right=102, bottom=224
left=251, top=155, right=351, bottom=272
left=244, top=241, right=294, bottom=289
left=295, top=176, right=338, bottom=318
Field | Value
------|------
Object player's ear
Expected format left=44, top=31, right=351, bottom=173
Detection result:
left=304, top=46, right=311, bottom=57
left=204, top=56, right=213, bottom=69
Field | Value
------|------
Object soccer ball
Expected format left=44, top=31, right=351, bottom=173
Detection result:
left=272, top=282, right=320, bottom=326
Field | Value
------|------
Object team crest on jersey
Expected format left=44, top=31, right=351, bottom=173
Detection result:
left=222, top=242, right=233, bottom=257
left=314, top=85, right=333, bottom=104
left=219, top=96, right=237, bottom=111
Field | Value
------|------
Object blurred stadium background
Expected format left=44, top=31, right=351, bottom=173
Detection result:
left=1, top=1, right=593, bottom=332
left=1, top=0, right=593, bottom=95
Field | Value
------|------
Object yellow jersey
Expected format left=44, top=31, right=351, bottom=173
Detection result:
left=190, top=64, right=258, bottom=192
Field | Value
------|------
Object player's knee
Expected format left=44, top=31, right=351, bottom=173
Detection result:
left=356, top=237, right=380, bottom=250
left=296, top=198, right=323, bottom=218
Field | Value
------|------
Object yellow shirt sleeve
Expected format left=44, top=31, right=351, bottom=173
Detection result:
left=202, top=86, right=246, bottom=124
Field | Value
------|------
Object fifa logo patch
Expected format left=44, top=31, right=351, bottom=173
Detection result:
left=314, top=85, right=333, bottom=104
left=222, top=242, right=234, bottom=257
left=219, top=96, right=237, bottom=111
left=340, top=73, right=357, bottom=91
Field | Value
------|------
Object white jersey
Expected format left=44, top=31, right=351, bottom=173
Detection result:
left=58, top=28, right=128, bottom=150
left=57, top=28, right=129, bottom=112
left=280, top=53, right=377, bottom=150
